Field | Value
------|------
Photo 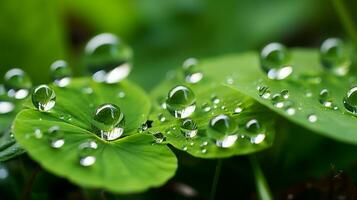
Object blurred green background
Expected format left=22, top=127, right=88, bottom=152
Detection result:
left=0, top=0, right=357, bottom=199
left=0, top=0, right=355, bottom=90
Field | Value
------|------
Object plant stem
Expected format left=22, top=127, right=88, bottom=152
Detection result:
left=209, top=159, right=223, bottom=200
left=249, top=155, right=272, bottom=200
left=21, top=165, right=41, bottom=200
left=331, top=0, right=357, bottom=48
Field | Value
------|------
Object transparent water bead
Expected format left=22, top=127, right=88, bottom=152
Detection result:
left=250, top=133, right=266, bottom=144
left=245, top=119, right=261, bottom=133
left=137, top=120, right=153, bottom=133
left=48, top=126, right=65, bottom=149
left=208, top=114, right=238, bottom=148
left=257, top=85, right=271, bottom=99
left=31, top=85, right=56, bottom=112
left=78, top=141, right=98, bottom=167
left=307, top=114, right=318, bottom=123
left=84, top=33, right=133, bottom=84
left=92, top=103, right=125, bottom=141
left=182, top=58, right=203, bottom=84
left=233, top=106, right=243, bottom=114
left=180, top=118, right=198, bottom=138
left=153, top=132, right=166, bottom=144
left=343, top=86, right=357, bottom=115
left=319, top=89, right=333, bottom=108
left=260, top=43, right=293, bottom=80
left=281, top=89, right=289, bottom=99
left=166, top=85, right=196, bottom=118
left=320, top=38, right=351, bottom=76
left=50, top=60, right=72, bottom=87
left=4, top=68, right=32, bottom=99
left=0, top=101, right=14, bottom=114
left=271, top=93, right=285, bottom=108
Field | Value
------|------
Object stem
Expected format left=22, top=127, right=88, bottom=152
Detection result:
left=249, top=155, right=272, bottom=200
left=209, top=159, right=223, bottom=200
left=21, top=165, right=41, bottom=200
left=331, top=0, right=357, bottom=48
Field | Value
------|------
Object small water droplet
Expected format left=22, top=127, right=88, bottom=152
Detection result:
left=307, top=114, right=318, bottom=123
left=281, top=89, right=289, bottom=99
left=189, top=142, right=195, bottom=146
left=138, top=120, right=153, bottom=133
left=50, top=60, right=72, bottom=87
left=180, top=118, right=198, bottom=138
left=271, top=93, right=285, bottom=108
left=260, top=43, right=292, bottom=80
left=117, top=91, right=126, bottom=98
left=343, top=86, right=357, bottom=115
left=216, top=134, right=238, bottom=148
left=285, top=106, right=296, bottom=116
left=319, top=89, right=334, bottom=108
left=200, top=141, right=208, bottom=147
left=48, top=126, right=65, bottom=149
left=320, top=38, right=351, bottom=76
left=0, top=101, right=15, bottom=114
left=153, top=132, right=166, bottom=143
left=158, top=113, right=166, bottom=122
left=250, top=133, right=266, bottom=144
left=226, top=77, right=234, bottom=85
left=202, top=103, right=211, bottom=112
left=305, top=90, right=313, bottom=97
left=84, top=33, right=133, bottom=84
left=166, top=85, right=196, bottom=118
left=92, top=103, right=124, bottom=141
left=34, top=128, right=43, bottom=139
left=201, top=148, right=207, bottom=154
left=211, top=96, right=220, bottom=104
left=82, top=87, right=93, bottom=94
left=182, top=145, right=188, bottom=151
left=233, top=106, right=243, bottom=114
left=31, top=85, right=56, bottom=112
left=78, top=140, right=98, bottom=167
left=182, top=58, right=203, bottom=84
left=246, top=119, right=261, bottom=133
left=257, top=85, right=271, bottom=99
left=4, top=68, right=32, bottom=99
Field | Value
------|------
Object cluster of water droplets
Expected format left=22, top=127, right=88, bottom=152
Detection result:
left=84, top=33, right=133, bottom=84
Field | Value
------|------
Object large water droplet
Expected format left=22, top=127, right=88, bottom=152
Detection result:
left=257, top=85, right=271, bottom=99
left=48, top=126, right=65, bottom=149
left=92, top=103, right=125, bottom=141
left=182, top=58, right=203, bottom=84
left=320, top=38, right=351, bottom=76
left=343, top=86, right=357, bottom=115
left=208, top=114, right=237, bottom=148
left=84, top=33, right=133, bottom=84
left=166, top=85, right=196, bottom=118
left=78, top=140, right=98, bottom=167
left=50, top=60, right=72, bottom=87
left=260, top=43, right=292, bottom=80
left=0, top=101, right=14, bottom=114
left=31, top=85, right=56, bottom=112
left=4, top=68, right=32, bottom=99
left=180, top=118, right=198, bottom=138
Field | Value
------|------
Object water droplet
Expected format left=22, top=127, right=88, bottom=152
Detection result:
left=260, top=43, right=292, bottom=80
left=201, top=148, right=207, bottom=154
left=281, top=89, right=289, bottom=99
left=271, top=93, right=285, bottom=108
left=208, top=114, right=237, bottom=146
left=31, top=85, right=56, bottom=112
left=34, top=128, right=43, bottom=139
left=343, top=86, right=357, bottom=115
left=245, top=119, right=261, bottom=133
left=307, top=114, right=318, bottom=123
left=257, top=85, right=271, bottom=99
left=226, top=77, right=234, bottom=85
left=138, top=120, right=153, bottom=133
left=92, top=103, right=125, bottom=141
left=182, top=145, right=188, bottom=151
left=153, top=132, right=166, bottom=143
left=48, top=126, right=65, bottom=149
left=285, top=106, right=296, bottom=116
left=118, top=91, right=126, bottom=98
left=250, top=133, right=266, bottom=144
left=84, top=33, right=133, bottom=84
left=78, top=140, right=98, bottom=167
left=4, top=68, right=32, bottom=99
left=50, top=60, right=72, bottom=87
left=158, top=113, right=166, bottom=122
left=166, top=85, right=196, bottom=118
left=180, top=118, right=198, bottom=138
left=305, top=90, right=313, bottom=97
left=0, top=101, right=15, bottom=114
left=216, top=134, right=238, bottom=148
left=319, top=89, right=334, bottom=108
left=182, top=58, right=203, bottom=84
left=320, top=38, right=351, bottom=76
left=233, top=106, right=243, bottom=114
left=202, top=103, right=211, bottom=112
left=82, top=87, right=93, bottom=94
left=211, top=96, right=220, bottom=104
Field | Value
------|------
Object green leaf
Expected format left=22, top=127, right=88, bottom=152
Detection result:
left=149, top=74, right=276, bottom=158
left=199, top=49, right=357, bottom=144
left=13, top=78, right=177, bottom=193
left=0, top=93, right=26, bottom=161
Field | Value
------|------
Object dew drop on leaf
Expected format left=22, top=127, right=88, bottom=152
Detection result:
left=307, top=114, right=318, bottom=123
left=216, top=134, right=238, bottom=148
left=280, top=89, right=289, bottom=99
left=153, top=132, right=166, bottom=144
left=4, top=68, right=32, bottom=99
left=182, top=58, right=203, bottom=84
left=211, top=96, right=220, bottom=104
left=50, top=60, right=72, bottom=87
left=260, top=42, right=293, bottom=80
left=158, top=113, right=166, bottom=122
left=208, top=114, right=238, bottom=148
left=166, top=85, right=196, bottom=118
left=31, top=85, right=56, bottom=112
left=245, top=119, right=261, bottom=133
left=92, top=103, right=125, bottom=141
left=0, top=101, right=14, bottom=114
left=180, top=118, right=198, bottom=138
left=318, top=89, right=334, bottom=108
left=48, top=126, right=65, bottom=149
left=343, top=86, right=357, bottom=116
left=233, top=106, right=243, bottom=114
left=320, top=38, right=351, bottom=76
left=84, top=33, right=133, bottom=84
left=257, top=85, right=271, bottom=99
left=250, top=133, right=266, bottom=144
left=271, top=93, right=285, bottom=108
left=78, top=140, right=98, bottom=167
